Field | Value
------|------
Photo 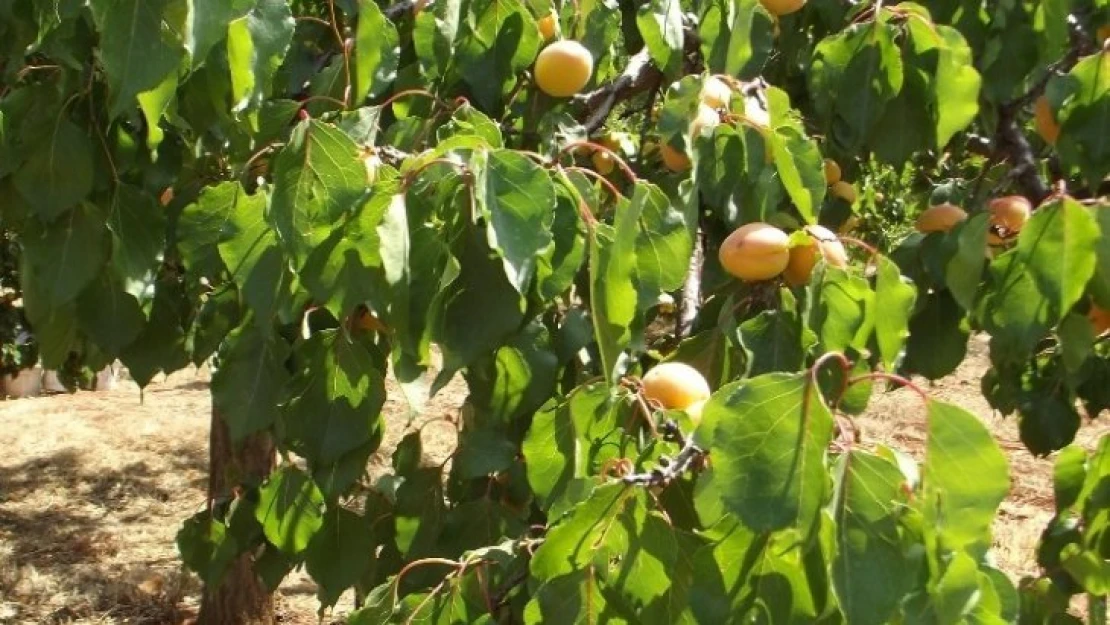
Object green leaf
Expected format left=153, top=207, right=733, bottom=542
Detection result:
left=456, top=0, right=543, bottom=111
left=1055, top=52, right=1110, bottom=188
left=635, top=181, right=696, bottom=297
left=12, top=118, right=94, bottom=221
left=185, top=0, right=255, bottom=67
left=225, top=0, right=294, bottom=114
left=106, top=185, right=166, bottom=300
left=89, top=0, right=186, bottom=118
left=1061, top=544, right=1110, bottom=595
left=531, top=483, right=642, bottom=580
left=738, top=290, right=806, bottom=376
left=770, top=124, right=826, bottom=224
left=393, top=467, right=445, bottom=559
left=412, top=0, right=464, bottom=81
left=922, top=399, right=1009, bottom=556
left=831, top=451, right=913, bottom=625
left=215, top=185, right=291, bottom=326
left=1090, top=203, right=1110, bottom=308
left=1015, top=196, right=1100, bottom=320
left=905, top=289, right=968, bottom=380
left=874, top=255, right=917, bottom=371
left=22, top=203, right=109, bottom=306
left=76, top=272, right=146, bottom=355
left=255, top=466, right=325, bottom=556
left=477, top=150, right=556, bottom=293
left=281, top=331, right=386, bottom=465
left=978, top=252, right=1053, bottom=365
left=1019, top=393, right=1081, bottom=457
left=176, top=513, right=239, bottom=587
left=808, top=267, right=875, bottom=354
left=119, top=278, right=190, bottom=386
left=698, top=0, right=774, bottom=79
left=353, top=0, right=400, bottom=103
left=300, top=183, right=394, bottom=319
left=694, top=373, right=834, bottom=533
left=271, top=120, right=367, bottom=265
left=944, top=214, right=989, bottom=311
left=536, top=185, right=586, bottom=301
left=304, top=508, right=377, bottom=608
left=211, top=324, right=291, bottom=441
left=190, top=286, right=241, bottom=365
left=637, top=0, right=684, bottom=74
left=1053, top=445, right=1088, bottom=513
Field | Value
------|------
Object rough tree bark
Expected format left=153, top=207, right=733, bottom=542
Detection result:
left=197, top=408, right=276, bottom=625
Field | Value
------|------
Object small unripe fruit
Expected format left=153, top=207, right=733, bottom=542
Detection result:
left=535, top=40, right=594, bottom=97
left=701, top=77, right=733, bottom=109
left=660, top=143, right=691, bottom=172
left=642, top=362, right=711, bottom=410
left=823, top=159, right=841, bottom=185
left=830, top=180, right=857, bottom=203
left=759, top=0, right=806, bottom=16
left=783, top=225, right=849, bottom=286
left=1035, top=96, right=1060, bottom=145
left=719, top=222, right=791, bottom=282
left=538, top=13, right=557, bottom=40
left=1091, top=303, right=1110, bottom=336
left=987, top=195, right=1032, bottom=245
left=915, top=203, right=967, bottom=233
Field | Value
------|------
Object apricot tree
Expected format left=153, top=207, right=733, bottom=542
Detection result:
left=1, top=0, right=1109, bottom=623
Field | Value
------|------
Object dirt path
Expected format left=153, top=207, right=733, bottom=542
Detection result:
left=0, top=341, right=1105, bottom=623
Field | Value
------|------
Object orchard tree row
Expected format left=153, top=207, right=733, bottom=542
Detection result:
left=1, top=0, right=1110, bottom=623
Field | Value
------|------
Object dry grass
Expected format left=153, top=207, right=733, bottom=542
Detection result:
left=0, top=339, right=1104, bottom=623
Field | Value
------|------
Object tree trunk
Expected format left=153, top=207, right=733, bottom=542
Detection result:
left=198, top=408, right=276, bottom=625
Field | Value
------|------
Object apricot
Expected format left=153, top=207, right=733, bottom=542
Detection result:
left=1091, top=303, right=1110, bottom=336
left=1035, top=96, right=1060, bottom=145
left=987, top=195, right=1032, bottom=245
left=783, top=225, right=849, bottom=286
left=591, top=135, right=619, bottom=175
left=719, top=222, right=791, bottom=282
left=759, top=0, right=806, bottom=16
left=701, top=76, right=733, bottom=109
left=660, top=143, right=691, bottom=172
left=830, top=180, right=857, bottom=203
left=915, top=203, right=967, bottom=233
left=1099, top=25, right=1110, bottom=45
left=535, top=40, right=594, bottom=97
left=642, top=362, right=711, bottom=410
left=823, top=159, right=841, bottom=185
left=538, top=13, right=557, bottom=40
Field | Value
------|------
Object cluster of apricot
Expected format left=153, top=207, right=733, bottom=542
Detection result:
left=718, top=221, right=848, bottom=287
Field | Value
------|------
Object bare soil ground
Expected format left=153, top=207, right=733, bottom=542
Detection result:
left=0, top=338, right=1105, bottom=623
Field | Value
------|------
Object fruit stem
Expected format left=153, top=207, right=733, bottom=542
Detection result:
left=846, top=371, right=929, bottom=406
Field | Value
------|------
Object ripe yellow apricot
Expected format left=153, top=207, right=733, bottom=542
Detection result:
left=987, top=195, right=1032, bottom=245
left=830, top=181, right=857, bottom=203
left=642, top=362, right=711, bottom=410
left=535, top=40, right=594, bottom=98
left=823, top=159, right=841, bottom=185
left=1035, top=96, right=1060, bottom=145
left=660, top=143, right=691, bottom=172
left=759, top=0, right=806, bottom=16
left=590, top=135, right=620, bottom=175
left=701, top=77, right=733, bottom=109
left=719, top=222, right=791, bottom=282
left=783, top=225, right=849, bottom=286
left=538, top=13, right=557, bottom=40
left=915, top=203, right=968, bottom=233
left=1090, top=303, right=1110, bottom=336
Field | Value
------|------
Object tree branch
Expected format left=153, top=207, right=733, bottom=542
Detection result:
left=622, top=420, right=707, bottom=488
left=575, top=48, right=662, bottom=134
left=676, top=225, right=703, bottom=339
left=384, top=0, right=415, bottom=21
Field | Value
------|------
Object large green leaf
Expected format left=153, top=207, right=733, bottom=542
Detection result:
left=106, top=185, right=166, bottom=301
left=21, top=203, right=109, bottom=306
left=637, top=0, right=684, bottom=74
left=904, top=289, right=968, bottom=380
left=874, top=255, right=917, bottom=371
left=922, top=399, right=1009, bottom=557
left=530, top=483, right=642, bottom=581
left=831, top=451, right=913, bottom=625
left=476, top=150, right=556, bottom=294
left=88, top=0, right=186, bottom=118
left=738, top=289, right=806, bottom=376
left=694, top=373, right=834, bottom=534
left=943, top=213, right=989, bottom=311
left=978, top=252, right=1052, bottom=366
left=281, top=330, right=386, bottom=465
left=270, top=119, right=367, bottom=265
left=698, top=0, right=773, bottom=79
left=119, top=278, right=190, bottom=386
left=353, top=0, right=400, bottom=103
left=1015, top=196, right=1100, bottom=320
left=12, top=118, right=94, bottom=221
left=185, top=0, right=255, bottom=67
left=76, top=272, right=146, bottom=355
left=304, top=507, right=377, bottom=608
left=215, top=185, right=292, bottom=327
left=211, top=324, right=291, bottom=441
left=1055, top=51, right=1110, bottom=188
left=455, top=0, right=543, bottom=111
left=808, top=267, right=875, bottom=354
left=226, top=0, right=294, bottom=114
left=255, top=466, right=326, bottom=556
